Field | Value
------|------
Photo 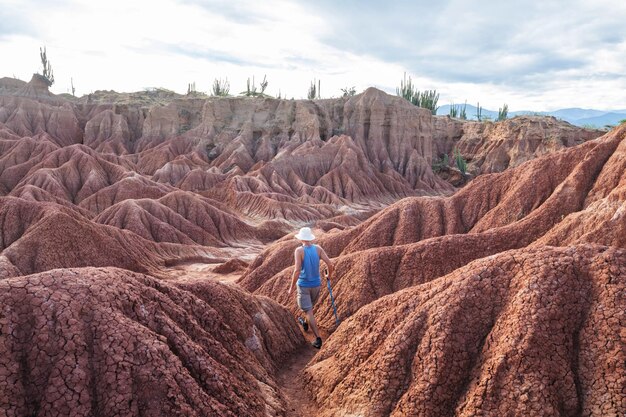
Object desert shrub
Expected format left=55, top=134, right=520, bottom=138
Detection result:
left=341, top=86, right=357, bottom=97
left=432, top=153, right=450, bottom=172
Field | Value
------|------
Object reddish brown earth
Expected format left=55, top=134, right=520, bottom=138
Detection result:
left=304, top=245, right=625, bottom=416
left=0, top=76, right=623, bottom=416
left=433, top=115, right=603, bottom=175
left=0, top=267, right=305, bottom=416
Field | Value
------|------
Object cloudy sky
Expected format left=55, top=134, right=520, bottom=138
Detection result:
left=1, top=0, right=625, bottom=110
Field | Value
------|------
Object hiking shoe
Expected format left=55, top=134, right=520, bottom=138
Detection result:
left=298, top=317, right=309, bottom=332
left=312, top=337, right=322, bottom=349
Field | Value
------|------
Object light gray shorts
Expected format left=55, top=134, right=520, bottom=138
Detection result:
left=297, top=285, right=320, bottom=312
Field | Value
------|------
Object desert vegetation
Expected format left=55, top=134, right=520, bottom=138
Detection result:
left=39, top=46, right=54, bottom=86
left=396, top=72, right=440, bottom=114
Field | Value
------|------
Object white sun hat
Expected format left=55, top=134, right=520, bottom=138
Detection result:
left=294, top=227, right=316, bottom=241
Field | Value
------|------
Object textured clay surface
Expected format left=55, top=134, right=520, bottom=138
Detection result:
left=240, top=126, right=626, bottom=331
left=304, top=245, right=626, bottom=417
left=0, top=267, right=304, bottom=416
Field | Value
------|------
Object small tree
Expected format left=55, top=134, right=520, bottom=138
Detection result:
left=497, top=103, right=509, bottom=121
left=212, top=78, right=230, bottom=96
left=39, top=46, right=54, bottom=86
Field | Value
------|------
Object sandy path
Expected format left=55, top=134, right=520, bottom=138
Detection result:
left=277, top=338, right=320, bottom=416
left=161, top=259, right=323, bottom=414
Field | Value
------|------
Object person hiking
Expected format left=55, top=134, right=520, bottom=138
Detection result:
left=288, top=227, right=334, bottom=349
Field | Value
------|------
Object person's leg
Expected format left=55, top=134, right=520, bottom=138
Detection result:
left=305, top=308, right=320, bottom=339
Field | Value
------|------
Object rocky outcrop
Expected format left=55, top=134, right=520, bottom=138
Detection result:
left=0, top=267, right=304, bottom=416
left=437, top=116, right=603, bottom=174
left=304, top=245, right=626, bottom=417
left=95, top=191, right=280, bottom=246
left=0, top=197, right=213, bottom=277
left=239, top=125, right=626, bottom=328
left=0, top=77, right=27, bottom=95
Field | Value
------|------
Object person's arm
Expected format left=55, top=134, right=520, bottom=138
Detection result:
left=318, top=247, right=334, bottom=281
left=289, top=248, right=303, bottom=294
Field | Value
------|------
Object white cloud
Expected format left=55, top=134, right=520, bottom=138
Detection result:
left=0, top=0, right=624, bottom=110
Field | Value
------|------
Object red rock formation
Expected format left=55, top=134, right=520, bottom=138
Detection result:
left=0, top=197, right=213, bottom=276
left=0, top=77, right=27, bottom=95
left=304, top=245, right=626, bottom=417
left=240, top=125, right=626, bottom=328
left=213, top=258, right=249, bottom=274
left=0, top=78, right=81, bottom=146
left=79, top=176, right=174, bottom=214
left=453, top=116, right=603, bottom=174
left=94, top=191, right=269, bottom=246
left=0, top=267, right=304, bottom=416
left=0, top=137, right=59, bottom=194
left=10, top=145, right=131, bottom=204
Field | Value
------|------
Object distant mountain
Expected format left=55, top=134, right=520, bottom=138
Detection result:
left=575, top=112, right=626, bottom=127
left=436, top=105, right=626, bottom=128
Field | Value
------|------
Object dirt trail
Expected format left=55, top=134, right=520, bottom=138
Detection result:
left=277, top=342, right=320, bottom=416
left=163, top=261, right=323, bottom=414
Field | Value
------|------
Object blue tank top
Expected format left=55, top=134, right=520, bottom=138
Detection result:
left=297, top=245, right=321, bottom=288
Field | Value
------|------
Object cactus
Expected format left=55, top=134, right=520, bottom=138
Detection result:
left=418, top=89, right=439, bottom=115
left=454, top=148, right=467, bottom=174
left=476, top=102, right=483, bottom=121
left=397, top=72, right=418, bottom=104
left=308, top=79, right=321, bottom=99
left=498, top=103, right=509, bottom=121
left=39, top=46, right=54, bottom=86
left=212, top=78, right=230, bottom=96
left=396, top=74, right=438, bottom=114
left=449, top=103, right=458, bottom=118
left=460, top=101, right=468, bottom=120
